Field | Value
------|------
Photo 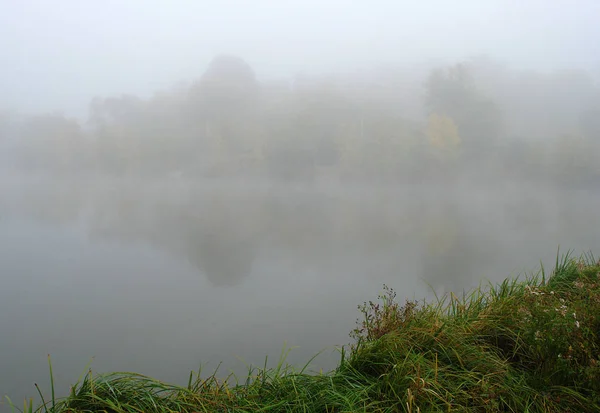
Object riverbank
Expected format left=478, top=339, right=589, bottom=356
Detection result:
left=10, top=251, right=600, bottom=412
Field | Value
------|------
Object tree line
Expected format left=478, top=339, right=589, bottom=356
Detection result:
left=2, top=54, right=599, bottom=187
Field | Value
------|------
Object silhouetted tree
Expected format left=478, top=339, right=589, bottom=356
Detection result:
left=189, top=55, right=260, bottom=158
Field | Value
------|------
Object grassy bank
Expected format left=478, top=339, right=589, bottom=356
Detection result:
left=9, top=251, right=600, bottom=412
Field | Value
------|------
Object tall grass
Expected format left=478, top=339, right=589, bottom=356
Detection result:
left=7, top=251, right=600, bottom=412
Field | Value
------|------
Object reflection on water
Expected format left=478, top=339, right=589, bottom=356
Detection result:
left=1, top=175, right=599, bottom=409
left=2, top=176, right=599, bottom=290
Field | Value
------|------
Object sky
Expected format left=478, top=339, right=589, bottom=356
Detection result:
left=1, top=0, right=599, bottom=119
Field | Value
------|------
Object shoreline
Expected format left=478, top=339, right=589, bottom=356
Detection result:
left=10, top=251, right=600, bottom=412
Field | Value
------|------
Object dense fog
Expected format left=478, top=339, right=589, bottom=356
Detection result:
left=1, top=0, right=600, bottom=409
left=2, top=52, right=599, bottom=285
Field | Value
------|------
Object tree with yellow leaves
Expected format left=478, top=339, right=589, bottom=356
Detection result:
left=423, top=113, right=462, bottom=183
left=426, top=113, right=461, bottom=150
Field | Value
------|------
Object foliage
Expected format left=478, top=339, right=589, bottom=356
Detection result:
left=6, top=55, right=600, bottom=187
left=425, top=62, right=504, bottom=150
left=426, top=113, right=461, bottom=151
left=348, top=251, right=600, bottom=412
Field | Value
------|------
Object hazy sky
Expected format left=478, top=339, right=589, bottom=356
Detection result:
left=1, top=0, right=599, bottom=118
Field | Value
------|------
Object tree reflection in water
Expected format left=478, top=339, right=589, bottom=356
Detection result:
left=2, top=177, right=596, bottom=291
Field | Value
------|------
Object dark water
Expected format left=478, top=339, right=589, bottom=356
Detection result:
left=1, top=174, right=598, bottom=409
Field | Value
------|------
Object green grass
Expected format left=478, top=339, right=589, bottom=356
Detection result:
left=7, top=250, right=600, bottom=412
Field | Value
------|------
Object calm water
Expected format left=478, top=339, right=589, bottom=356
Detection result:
left=1, top=174, right=599, bottom=409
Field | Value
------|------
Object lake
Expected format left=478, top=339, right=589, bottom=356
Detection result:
left=1, top=173, right=598, bottom=410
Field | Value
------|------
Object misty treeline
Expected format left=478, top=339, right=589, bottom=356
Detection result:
left=1, top=55, right=600, bottom=186
left=1, top=55, right=599, bottom=289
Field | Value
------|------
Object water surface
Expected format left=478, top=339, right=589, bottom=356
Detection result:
left=1, top=175, right=598, bottom=409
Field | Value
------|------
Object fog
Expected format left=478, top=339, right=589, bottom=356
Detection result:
left=1, top=0, right=600, bottom=409
left=3, top=0, right=600, bottom=117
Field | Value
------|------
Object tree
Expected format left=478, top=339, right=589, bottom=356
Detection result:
left=188, top=55, right=260, bottom=160
left=192, top=55, right=258, bottom=117
left=425, top=63, right=504, bottom=152
left=552, top=134, right=600, bottom=186
left=0, top=111, right=18, bottom=169
left=426, top=113, right=461, bottom=150
left=579, top=92, right=600, bottom=141
left=262, top=80, right=349, bottom=182
left=15, top=113, right=86, bottom=173
left=88, top=95, right=145, bottom=175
